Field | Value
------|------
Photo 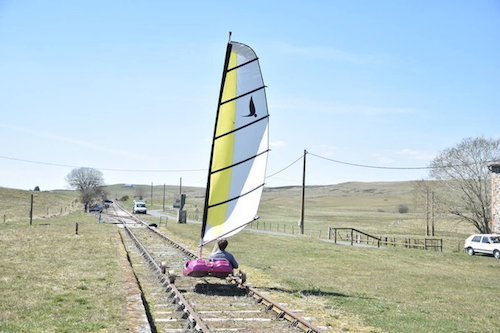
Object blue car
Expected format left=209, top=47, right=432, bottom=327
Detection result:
left=89, top=204, right=104, bottom=213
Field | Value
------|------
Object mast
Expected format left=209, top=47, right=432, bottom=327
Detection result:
left=199, top=37, right=233, bottom=258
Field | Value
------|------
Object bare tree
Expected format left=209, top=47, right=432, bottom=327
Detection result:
left=429, top=137, right=500, bottom=233
left=412, top=180, right=446, bottom=236
left=66, top=167, right=105, bottom=212
left=135, top=186, right=145, bottom=200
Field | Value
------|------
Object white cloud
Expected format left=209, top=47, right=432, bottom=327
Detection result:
left=270, top=140, right=287, bottom=149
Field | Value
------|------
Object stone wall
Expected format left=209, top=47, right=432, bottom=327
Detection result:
left=492, top=171, right=500, bottom=233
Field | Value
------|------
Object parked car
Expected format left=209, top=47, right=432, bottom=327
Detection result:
left=132, top=200, right=147, bottom=214
left=464, top=234, right=500, bottom=259
left=89, top=204, right=104, bottom=213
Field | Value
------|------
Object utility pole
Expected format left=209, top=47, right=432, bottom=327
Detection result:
left=431, top=191, right=435, bottom=236
left=163, top=184, right=166, bottom=212
left=150, top=182, right=153, bottom=206
left=426, top=189, right=430, bottom=236
left=300, top=149, right=307, bottom=235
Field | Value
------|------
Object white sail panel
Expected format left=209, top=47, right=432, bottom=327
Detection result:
left=202, top=41, right=269, bottom=245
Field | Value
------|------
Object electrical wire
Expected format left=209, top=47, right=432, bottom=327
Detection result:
left=0, top=155, right=205, bottom=173
left=307, top=152, right=433, bottom=170
left=2, top=151, right=495, bottom=179
left=266, top=154, right=304, bottom=179
left=307, top=151, right=496, bottom=170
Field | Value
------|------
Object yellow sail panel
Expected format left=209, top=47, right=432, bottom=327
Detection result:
left=207, top=50, right=237, bottom=230
left=202, top=41, right=269, bottom=245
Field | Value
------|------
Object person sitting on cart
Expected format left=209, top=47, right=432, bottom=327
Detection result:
left=210, top=238, right=239, bottom=269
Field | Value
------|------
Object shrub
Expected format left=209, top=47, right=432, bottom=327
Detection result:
left=397, top=204, right=409, bottom=214
left=119, top=195, right=129, bottom=202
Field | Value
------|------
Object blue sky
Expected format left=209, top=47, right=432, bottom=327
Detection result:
left=1, top=0, right=499, bottom=190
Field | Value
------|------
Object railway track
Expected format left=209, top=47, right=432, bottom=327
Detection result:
left=109, top=204, right=324, bottom=333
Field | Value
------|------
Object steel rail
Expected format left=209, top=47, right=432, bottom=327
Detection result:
left=118, top=215, right=210, bottom=332
left=114, top=203, right=322, bottom=333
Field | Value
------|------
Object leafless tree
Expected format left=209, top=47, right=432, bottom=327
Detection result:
left=412, top=180, right=446, bottom=236
left=135, top=186, right=145, bottom=200
left=429, top=137, right=500, bottom=233
left=66, top=167, right=105, bottom=212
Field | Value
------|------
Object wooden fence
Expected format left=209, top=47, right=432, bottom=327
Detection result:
left=328, top=227, right=443, bottom=252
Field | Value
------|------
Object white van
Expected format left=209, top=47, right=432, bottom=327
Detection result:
left=132, top=200, right=147, bottom=214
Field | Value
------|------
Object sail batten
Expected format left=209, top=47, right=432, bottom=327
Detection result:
left=215, top=115, right=269, bottom=140
left=228, top=57, right=259, bottom=72
left=200, top=40, right=269, bottom=247
left=211, top=149, right=270, bottom=175
left=220, top=86, right=266, bottom=105
left=207, top=183, right=265, bottom=209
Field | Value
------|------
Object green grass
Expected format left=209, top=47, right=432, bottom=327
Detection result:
left=0, top=187, right=80, bottom=222
left=0, top=212, right=128, bottom=333
left=160, top=221, right=500, bottom=333
left=1, top=182, right=496, bottom=333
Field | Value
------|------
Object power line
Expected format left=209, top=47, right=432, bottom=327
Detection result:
left=0, top=155, right=205, bottom=173
left=308, top=151, right=495, bottom=170
left=308, top=152, right=433, bottom=170
left=266, top=154, right=304, bottom=179
left=3, top=151, right=493, bottom=180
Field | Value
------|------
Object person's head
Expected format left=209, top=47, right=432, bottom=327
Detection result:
left=217, top=238, right=228, bottom=251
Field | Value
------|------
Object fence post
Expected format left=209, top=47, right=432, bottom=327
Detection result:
left=351, top=229, right=354, bottom=246
left=75, top=222, right=79, bottom=235
left=29, top=194, right=33, bottom=226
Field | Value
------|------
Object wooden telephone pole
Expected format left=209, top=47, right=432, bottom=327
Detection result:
left=300, top=149, right=307, bottom=235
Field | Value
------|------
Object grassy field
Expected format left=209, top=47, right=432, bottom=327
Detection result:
left=0, top=187, right=81, bottom=223
left=0, top=212, right=128, bottom=333
left=113, top=181, right=476, bottom=251
left=151, top=220, right=500, bottom=333
left=1, top=183, right=498, bottom=332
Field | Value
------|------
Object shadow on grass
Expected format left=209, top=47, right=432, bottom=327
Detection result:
left=193, top=281, right=247, bottom=296
left=261, top=286, right=370, bottom=300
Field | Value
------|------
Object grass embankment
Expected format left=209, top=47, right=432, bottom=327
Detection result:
left=155, top=220, right=500, bottom=333
left=0, top=213, right=128, bottom=333
left=0, top=187, right=80, bottom=222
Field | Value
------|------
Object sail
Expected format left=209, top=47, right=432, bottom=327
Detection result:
left=200, top=41, right=269, bottom=246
